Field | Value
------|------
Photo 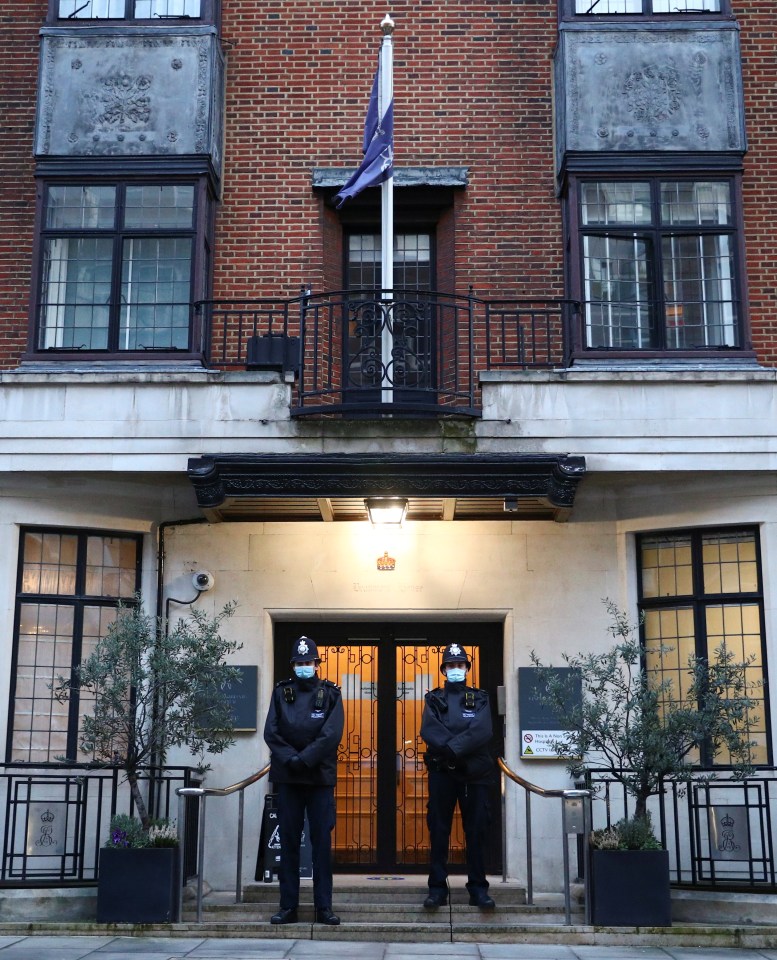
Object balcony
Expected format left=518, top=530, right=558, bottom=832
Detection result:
left=198, top=289, right=577, bottom=417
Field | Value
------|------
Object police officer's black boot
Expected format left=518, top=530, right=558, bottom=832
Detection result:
left=270, top=906, right=299, bottom=924
left=315, top=907, right=341, bottom=925
left=423, top=889, right=448, bottom=909
left=468, top=891, right=496, bottom=909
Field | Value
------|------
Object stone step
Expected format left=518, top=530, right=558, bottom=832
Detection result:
left=181, top=883, right=581, bottom=934
left=184, top=903, right=568, bottom=924
left=240, top=880, right=529, bottom=905
left=174, top=918, right=590, bottom=942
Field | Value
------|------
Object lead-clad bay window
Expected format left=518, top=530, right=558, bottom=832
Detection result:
left=8, top=529, right=141, bottom=764
left=579, top=179, right=740, bottom=352
left=638, top=528, right=769, bottom=767
left=37, top=183, right=198, bottom=355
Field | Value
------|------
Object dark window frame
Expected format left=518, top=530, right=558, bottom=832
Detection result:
left=7, top=526, right=142, bottom=764
left=636, top=525, right=771, bottom=768
left=48, top=0, right=218, bottom=26
left=561, top=0, right=731, bottom=20
left=27, top=173, right=214, bottom=363
left=565, top=171, right=752, bottom=359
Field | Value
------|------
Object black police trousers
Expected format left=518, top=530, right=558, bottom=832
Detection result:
left=276, top=781, right=336, bottom=910
left=426, top=769, right=491, bottom=896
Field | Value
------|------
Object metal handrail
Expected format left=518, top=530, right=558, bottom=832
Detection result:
left=498, top=757, right=591, bottom=925
left=176, top=763, right=270, bottom=922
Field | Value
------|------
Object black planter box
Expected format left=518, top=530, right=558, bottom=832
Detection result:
left=589, top=848, right=672, bottom=927
left=96, top=847, right=179, bottom=923
left=246, top=333, right=300, bottom=374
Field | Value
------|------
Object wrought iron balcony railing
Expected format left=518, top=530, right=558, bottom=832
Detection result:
left=197, top=289, right=577, bottom=416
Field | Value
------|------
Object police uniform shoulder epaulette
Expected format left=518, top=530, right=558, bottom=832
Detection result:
left=275, top=677, right=295, bottom=687
left=322, top=678, right=341, bottom=690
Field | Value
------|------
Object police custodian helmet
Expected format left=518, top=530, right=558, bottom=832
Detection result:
left=290, top=635, right=321, bottom=664
left=440, top=642, right=471, bottom=671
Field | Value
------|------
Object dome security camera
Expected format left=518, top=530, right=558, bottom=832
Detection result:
left=192, top=570, right=215, bottom=592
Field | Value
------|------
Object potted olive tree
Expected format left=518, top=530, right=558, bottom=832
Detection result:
left=54, top=600, right=240, bottom=923
left=531, top=600, right=759, bottom=927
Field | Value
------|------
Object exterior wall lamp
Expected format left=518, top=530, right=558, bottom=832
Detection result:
left=365, top=497, right=408, bottom=525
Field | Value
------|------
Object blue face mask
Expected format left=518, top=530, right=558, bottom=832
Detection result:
left=294, top=665, right=316, bottom=680
left=446, top=667, right=467, bottom=684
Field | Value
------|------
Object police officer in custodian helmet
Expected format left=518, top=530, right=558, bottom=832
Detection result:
left=420, top=642, right=496, bottom=910
left=263, top=636, right=344, bottom=925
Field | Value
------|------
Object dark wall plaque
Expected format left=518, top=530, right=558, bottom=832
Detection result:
left=518, top=666, right=581, bottom=759
left=223, top=665, right=258, bottom=732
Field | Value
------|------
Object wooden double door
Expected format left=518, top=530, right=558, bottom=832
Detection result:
left=273, top=622, right=503, bottom=873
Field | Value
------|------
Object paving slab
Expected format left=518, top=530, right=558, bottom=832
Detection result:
left=572, top=949, right=678, bottom=958
left=91, top=938, right=206, bottom=953
left=480, top=946, right=580, bottom=959
left=385, top=946, right=479, bottom=955
left=186, top=939, right=298, bottom=954
left=663, top=951, right=772, bottom=960
left=286, top=941, right=386, bottom=955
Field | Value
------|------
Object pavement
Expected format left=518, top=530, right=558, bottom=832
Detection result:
left=4, top=938, right=777, bottom=960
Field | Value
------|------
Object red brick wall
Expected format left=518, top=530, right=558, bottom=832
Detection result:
left=0, top=4, right=44, bottom=368
left=216, top=0, right=562, bottom=304
left=738, top=1, right=777, bottom=365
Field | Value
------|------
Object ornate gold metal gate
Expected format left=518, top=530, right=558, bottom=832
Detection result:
left=273, top=622, right=503, bottom=873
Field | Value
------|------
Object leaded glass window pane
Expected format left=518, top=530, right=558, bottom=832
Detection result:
left=575, top=0, right=721, bottom=11
left=46, top=186, right=116, bottom=230
left=120, top=237, right=192, bottom=349
left=134, top=0, right=200, bottom=14
left=10, top=530, right=140, bottom=763
left=58, top=0, right=125, bottom=18
left=661, top=181, right=731, bottom=227
left=40, top=237, right=113, bottom=349
left=583, top=234, right=653, bottom=348
left=662, top=234, right=737, bottom=348
left=639, top=528, right=768, bottom=767
left=580, top=182, right=652, bottom=226
left=124, top=185, right=195, bottom=229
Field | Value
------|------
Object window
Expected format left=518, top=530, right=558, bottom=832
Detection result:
left=638, top=528, right=769, bottom=766
left=572, top=0, right=723, bottom=14
left=8, top=529, right=141, bottom=763
left=56, top=0, right=201, bottom=19
left=346, top=233, right=433, bottom=291
left=577, top=178, right=741, bottom=352
left=36, top=182, right=202, bottom=355
left=344, top=233, right=435, bottom=395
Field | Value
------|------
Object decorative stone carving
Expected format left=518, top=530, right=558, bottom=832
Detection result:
left=36, top=27, right=225, bottom=178
left=554, top=23, right=746, bottom=170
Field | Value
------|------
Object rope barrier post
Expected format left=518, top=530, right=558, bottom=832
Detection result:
left=501, top=767, right=507, bottom=884
left=525, top=789, right=533, bottom=905
left=177, top=789, right=186, bottom=923
left=236, top=789, right=244, bottom=903
left=196, top=794, right=207, bottom=923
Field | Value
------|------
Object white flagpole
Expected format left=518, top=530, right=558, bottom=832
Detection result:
left=379, top=13, right=394, bottom=405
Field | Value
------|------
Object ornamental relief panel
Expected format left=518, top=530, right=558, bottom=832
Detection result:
left=36, top=28, right=224, bottom=175
left=554, top=26, right=745, bottom=165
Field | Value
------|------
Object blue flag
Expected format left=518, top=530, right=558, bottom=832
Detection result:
left=335, top=60, right=394, bottom=208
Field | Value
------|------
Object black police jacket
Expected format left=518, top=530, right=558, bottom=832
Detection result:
left=420, top=681, right=495, bottom=783
left=264, top=676, right=344, bottom=786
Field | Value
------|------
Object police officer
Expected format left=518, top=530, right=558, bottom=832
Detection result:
left=263, top=636, right=344, bottom=926
left=420, top=642, right=496, bottom=911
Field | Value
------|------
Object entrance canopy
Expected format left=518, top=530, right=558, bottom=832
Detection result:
left=187, top=453, right=586, bottom=522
